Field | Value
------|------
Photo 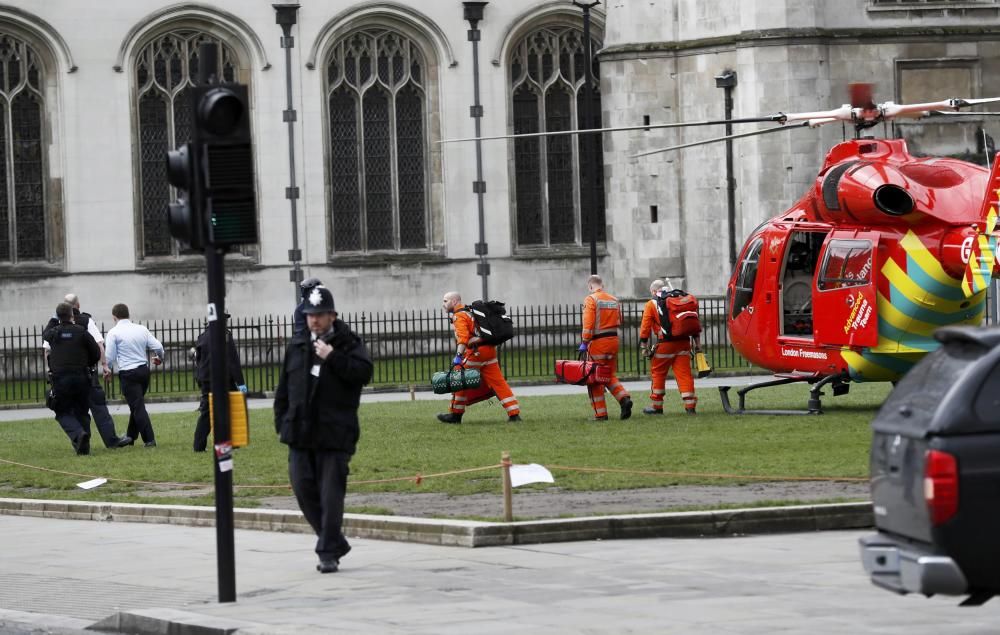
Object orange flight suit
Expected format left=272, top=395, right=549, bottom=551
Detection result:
left=582, top=289, right=630, bottom=418
left=640, top=299, right=697, bottom=413
left=449, top=305, right=520, bottom=418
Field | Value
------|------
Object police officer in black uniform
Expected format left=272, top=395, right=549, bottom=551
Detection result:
left=275, top=286, right=373, bottom=573
left=293, top=277, right=323, bottom=336
left=192, top=314, right=247, bottom=452
left=43, top=302, right=101, bottom=455
left=44, top=294, right=131, bottom=449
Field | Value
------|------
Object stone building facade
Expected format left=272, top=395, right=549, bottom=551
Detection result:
left=602, top=0, right=1000, bottom=297
left=0, top=0, right=998, bottom=327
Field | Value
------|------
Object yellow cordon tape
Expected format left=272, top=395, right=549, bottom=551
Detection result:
left=0, top=456, right=866, bottom=490
left=545, top=463, right=868, bottom=482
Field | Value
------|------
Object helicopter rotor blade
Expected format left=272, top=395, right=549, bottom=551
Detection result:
left=778, top=105, right=855, bottom=124
left=436, top=116, right=783, bottom=144
left=630, top=121, right=814, bottom=159
left=926, top=110, right=1000, bottom=118
left=438, top=97, right=1000, bottom=146
left=883, top=97, right=1000, bottom=119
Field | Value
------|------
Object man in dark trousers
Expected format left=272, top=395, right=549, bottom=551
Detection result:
left=274, top=286, right=373, bottom=573
left=43, top=302, right=102, bottom=455
left=104, top=303, right=165, bottom=447
left=293, top=277, right=323, bottom=336
left=192, top=315, right=247, bottom=452
left=43, top=294, right=131, bottom=449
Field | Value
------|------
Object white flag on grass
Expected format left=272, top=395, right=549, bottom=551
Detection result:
left=76, top=478, right=107, bottom=490
left=509, top=463, right=554, bottom=488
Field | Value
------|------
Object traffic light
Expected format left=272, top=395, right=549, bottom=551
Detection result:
left=165, top=82, right=257, bottom=251
left=192, top=83, right=258, bottom=247
left=166, top=142, right=205, bottom=251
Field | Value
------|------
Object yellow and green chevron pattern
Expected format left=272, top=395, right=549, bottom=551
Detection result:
left=841, top=230, right=985, bottom=382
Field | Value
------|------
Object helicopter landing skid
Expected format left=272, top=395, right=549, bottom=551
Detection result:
left=719, top=373, right=846, bottom=415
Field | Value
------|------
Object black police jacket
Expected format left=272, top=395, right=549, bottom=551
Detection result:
left=273, top=319, right=373, bottom=453
left=194, top=328, right=245, bottom=389
left=45, top=309, right=91, bottom=334
left=43, top=322, right=101, bottom=373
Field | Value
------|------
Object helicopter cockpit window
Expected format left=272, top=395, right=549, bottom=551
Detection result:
left=731, top=237, right=764, bottom=320
left=818, top=240, right=873, bottom=291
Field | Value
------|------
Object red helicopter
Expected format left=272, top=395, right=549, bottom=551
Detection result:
left=442, top=85, right=1000, bottom=413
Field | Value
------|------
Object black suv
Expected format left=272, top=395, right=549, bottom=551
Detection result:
left=859, top=327, right=1000, bottom=606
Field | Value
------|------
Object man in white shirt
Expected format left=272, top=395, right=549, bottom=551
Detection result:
left=104, top=303, right=165, bottom=447
left=42, top=294, right=132, bottom=449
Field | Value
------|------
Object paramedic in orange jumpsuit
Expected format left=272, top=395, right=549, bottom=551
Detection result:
left=639, top=279, right=698, bottom=415
left=436, top=291, right=522, bottom=424
left=580, top=275, right=633, bottom=421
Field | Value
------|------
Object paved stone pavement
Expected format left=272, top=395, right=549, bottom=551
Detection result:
left=0, top=515, right=995, bottom=634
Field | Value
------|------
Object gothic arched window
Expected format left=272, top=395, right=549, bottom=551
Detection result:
left=134, top=30, right=240, bottom=258
left=325, top=29, right=429, bottom=253
left=509, top=25, right=605, bottom=248
left=0, top=34, right=46, bottom=263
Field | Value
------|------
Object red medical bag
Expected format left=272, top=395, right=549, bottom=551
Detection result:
left=554, top=360, right=610, bottom=385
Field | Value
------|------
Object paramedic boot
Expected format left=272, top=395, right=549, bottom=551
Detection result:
left=437, top=413, right=463, bottom=425
left=642, top=407, right=663, bottom=415
left=619, top=397, right=633, bottom=420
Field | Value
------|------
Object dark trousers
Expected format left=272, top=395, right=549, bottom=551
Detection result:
left=87, top=380, right=121, bottom=447
left=52, top=373, right=92, bottom=448
left=194, top=389, right=211, bottom=452
left=121, top=365, right=154, bottom=443
left=289, top=448, right=351, bottom=561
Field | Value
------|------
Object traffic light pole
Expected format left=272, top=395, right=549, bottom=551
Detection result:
left=198, top=42, right=237, bottom=604
left=206, top=244, right=236, bottom=603
left=168, top=39, right=259, bottom=604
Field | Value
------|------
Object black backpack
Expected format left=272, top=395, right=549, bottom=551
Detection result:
left=654, top=288, right=702, bottom=340
left=465, top=300, right=514, bottom=346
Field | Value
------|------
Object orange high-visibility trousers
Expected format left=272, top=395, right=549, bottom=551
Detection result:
left=586, top=337, right=630, bottom=418
left=647, top=340, right=696, bottom=412
left=450, top=345, right=520, bottom=418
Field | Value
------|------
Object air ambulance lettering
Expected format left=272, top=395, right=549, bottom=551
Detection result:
left=780, top=347, right=829, bottom=360
left=843, top=292, right=871, bottom=335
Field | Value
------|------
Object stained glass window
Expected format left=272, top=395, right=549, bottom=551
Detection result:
left=326, top=30, right=429, bottom=253
left=510, top=25, right=605, bottom=247
left=134, top=31, right=239, bottom=258
left=0, top=34, right=46, bottom=263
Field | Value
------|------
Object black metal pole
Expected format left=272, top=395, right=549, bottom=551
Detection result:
left=198, top=42, right=236, bottom=604
left=206, top=245, right=235, bottom=603
left=716, top=71, right=738, bottom=268
left=275, top=4, right=302, bottom=304
left=573, top=0, right=600, bottom=275
left=465, top=2, right=489, bottom=300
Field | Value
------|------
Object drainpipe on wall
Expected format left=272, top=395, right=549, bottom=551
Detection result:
left=275, top=3, right=302, bottom=303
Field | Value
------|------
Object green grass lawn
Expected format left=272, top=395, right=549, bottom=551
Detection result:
left=0, top=382, right=888, bottom=513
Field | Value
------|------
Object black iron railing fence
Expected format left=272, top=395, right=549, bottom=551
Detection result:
left=1, top=297, right=743, bottom=403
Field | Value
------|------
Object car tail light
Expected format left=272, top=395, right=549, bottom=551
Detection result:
left=924, top=449, right=959, bottom=526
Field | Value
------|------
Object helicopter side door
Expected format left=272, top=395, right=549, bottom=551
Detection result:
left=780, top=230, right=828, bottom=338
left=812, top=231, right=880, bottom=347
